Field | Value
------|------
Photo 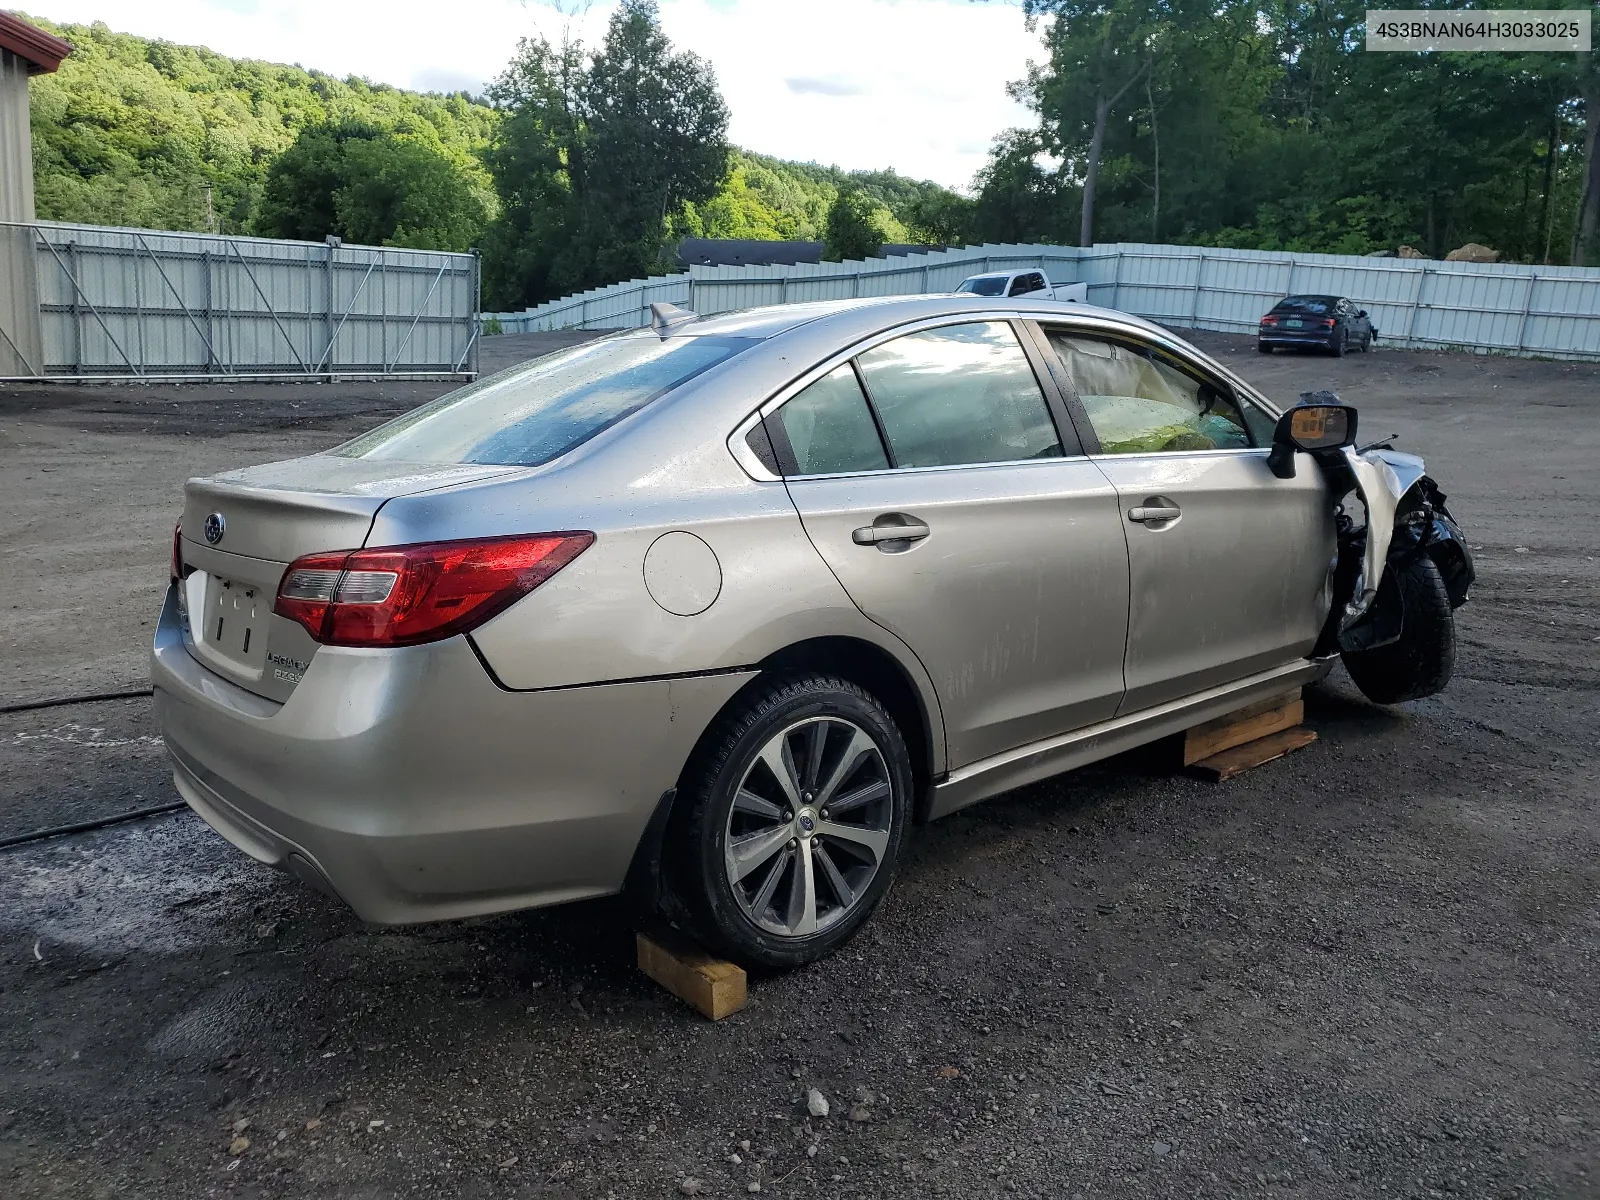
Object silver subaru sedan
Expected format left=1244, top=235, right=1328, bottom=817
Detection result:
left=154, top=295, right=1473, bottom=967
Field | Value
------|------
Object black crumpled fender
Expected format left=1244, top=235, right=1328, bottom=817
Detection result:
left=1312, top=451, right=1475, bottom=657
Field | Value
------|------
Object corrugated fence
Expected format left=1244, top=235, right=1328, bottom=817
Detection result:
left=0, top=221, right=481, bottom=380
left=483, top=241, right=1600, bottom=362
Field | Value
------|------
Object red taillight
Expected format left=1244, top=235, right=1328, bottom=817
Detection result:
left=171, top=522, right=184, bottom=584
left=1260, top=315, right=1278, bottom=326
left=1321, top=318, right=1336, bottom=328
left=274, top=533, right=595, bottom=648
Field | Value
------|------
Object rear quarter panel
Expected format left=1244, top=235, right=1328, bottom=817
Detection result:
left=365, top=409, right=949, bottom=773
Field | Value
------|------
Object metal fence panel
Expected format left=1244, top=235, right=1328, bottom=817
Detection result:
left=483, top=241, right=1600, bottom=362
left=0, top=220, right=480, bottom=381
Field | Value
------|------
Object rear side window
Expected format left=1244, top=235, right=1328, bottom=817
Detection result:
left=335, top=334, right=756, bottom=466
left=773, top=365, right=889, bottom=475
left=856, top=321, right=1062, bottom=468
left=1009, top=273, right=1044, bottom=296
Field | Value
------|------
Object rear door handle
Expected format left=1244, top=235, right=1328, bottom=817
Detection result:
left=1128, top=505, right=1181, bottom=523
left=852, top=519, right=930, bottom=545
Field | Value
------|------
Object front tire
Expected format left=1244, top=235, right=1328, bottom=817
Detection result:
left=672, top=674, right=912, bottom=969
left=1341, top=555, right=1456, bottom=704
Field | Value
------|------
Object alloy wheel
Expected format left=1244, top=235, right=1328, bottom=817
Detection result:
left=722, top=716, right=894, bottom=939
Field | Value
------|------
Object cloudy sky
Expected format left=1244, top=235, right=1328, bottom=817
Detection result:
left=29, top=0, right=1044, bottom=191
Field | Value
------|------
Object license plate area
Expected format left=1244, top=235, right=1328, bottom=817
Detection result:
left=199, top=572, right=268, bottom=675
left=1284, top=318, right=1303, bottom=328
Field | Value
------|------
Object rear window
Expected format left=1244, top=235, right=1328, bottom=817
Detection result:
left=1272, top=296, right=1338, bottom=314
left=334, top=334, right=756, bottom=466
left=956, top=276, right=1008, bottom=296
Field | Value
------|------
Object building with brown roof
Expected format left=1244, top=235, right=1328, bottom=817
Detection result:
left=0, top=12, right=69, bottom=376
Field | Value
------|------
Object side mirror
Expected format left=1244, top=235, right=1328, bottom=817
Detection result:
left=1358, top=309, right=1369, bottom=318
left=1267, top=400, right=1358, bottom=479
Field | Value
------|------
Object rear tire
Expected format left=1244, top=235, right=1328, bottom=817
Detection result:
left=1331, top=330, right=1347, bottom=357
left=1341, top=555, right=1456, bottom=704
left=671, top=674, right=912, bottom=969
left=1256, top=343, right=1273, bottom=354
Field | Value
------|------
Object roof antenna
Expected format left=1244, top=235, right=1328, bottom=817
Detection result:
left=650, top=302, right=699, bottom=335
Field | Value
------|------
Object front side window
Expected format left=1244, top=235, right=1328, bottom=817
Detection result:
left=1044, top=331, right=1254, bottom=455
left=336, top=334, right=756, bottom=466
left=773, top=364, right=890, bottom=475
left=856, top=321, right=1062, bottom=468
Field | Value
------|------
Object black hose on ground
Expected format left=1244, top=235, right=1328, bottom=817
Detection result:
left=1, top=687, right=171, bottom=848
left=0, top=801, right=188, bottom=851
left=0, top=687, right=154, bottom=716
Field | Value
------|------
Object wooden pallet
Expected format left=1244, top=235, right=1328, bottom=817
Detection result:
left=636, top=928, right=747, bottom=1021
left=1184, top=688, right=1317, bottom=781
left=1183, top=689, right=1303, bottom=765
left=1188, top=726, right=1318, bottom=781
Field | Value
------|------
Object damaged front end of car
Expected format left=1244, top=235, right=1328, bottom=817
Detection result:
left=1272, top=392, right=1475, bottom=703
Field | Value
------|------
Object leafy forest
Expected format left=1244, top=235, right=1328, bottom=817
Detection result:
left=21, top=1, right=1600, bottom=312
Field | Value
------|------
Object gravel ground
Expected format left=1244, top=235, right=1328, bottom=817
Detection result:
left=0, top=329, right=1596, bottom=1199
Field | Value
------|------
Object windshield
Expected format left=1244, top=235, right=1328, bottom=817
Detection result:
left=335, top=334, right=757, bottom=466
left=956, top=276, right=1008, bottom=296
left=1273, top=296, right=1338, bottom=314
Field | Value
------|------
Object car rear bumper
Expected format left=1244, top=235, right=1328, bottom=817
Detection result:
left=1258, top=331, right=1339, bottom=348
left=151, top=586, right=752, bottom=923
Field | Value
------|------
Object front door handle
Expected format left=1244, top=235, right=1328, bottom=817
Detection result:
left=1128, top=505, right=1182, bottom=523
left=852, top=518, right=930, bottom=545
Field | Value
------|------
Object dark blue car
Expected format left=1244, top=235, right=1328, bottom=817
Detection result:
left=1258, top=295, right=1376, bottom=356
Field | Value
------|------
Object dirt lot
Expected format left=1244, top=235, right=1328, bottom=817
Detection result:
left=0, top=329, right=1596, bottom=1199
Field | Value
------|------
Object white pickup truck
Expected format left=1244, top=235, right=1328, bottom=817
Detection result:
left=954, top=269, right=1088, bottom=303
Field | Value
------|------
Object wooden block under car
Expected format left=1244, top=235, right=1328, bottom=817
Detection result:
left=636, top=928, right=747, bottom=1021
left=1182, top=689, right=1303, bottom=766
left=1188, top=726, right=1318, bottom=782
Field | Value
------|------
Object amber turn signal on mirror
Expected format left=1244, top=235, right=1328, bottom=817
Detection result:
left=1287, top=405, right=1353, bottom=450
left=1268, top=400, right=1358, bottom=478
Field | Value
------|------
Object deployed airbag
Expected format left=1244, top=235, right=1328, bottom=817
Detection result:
left=1079, top=395, right=1249, bottom=454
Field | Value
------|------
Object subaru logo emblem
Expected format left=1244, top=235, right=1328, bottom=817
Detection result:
left=204, top=512, right=225, bottom=544
left=799, top=814, right=815, bottom=833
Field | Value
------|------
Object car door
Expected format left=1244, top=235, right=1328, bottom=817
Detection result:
left=767, top=319, right=1130, bottom=769
left=1335, top=298, right=1355, bottom=342
left=1345, top=300, right=1372, bottom=343
left=1035, top=323, right=1336, bottom=714
left=1009, top=271, right=1048, bottom=299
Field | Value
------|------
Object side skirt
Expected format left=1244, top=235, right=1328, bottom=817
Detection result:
left=927, top=659, right=1333, bottom=820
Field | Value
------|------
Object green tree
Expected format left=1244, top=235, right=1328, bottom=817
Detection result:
left=971, top=129, right=1066, bottom=243
left=823, top=188, right=902, bottom=260
left=254, top=122, right=377, bottom=242
left=581, top=1, right=731, bottom=281
left=255, top=122, right=491, bottom=250
left=481, top=33, right=586, bottom=310
left=24, top=15, right=497, bottom=235
left=676, top=164, right=797, bottom=240
left=1574, top=44, right=1599, bottom=264
left=483, top=0, right=730, bottom=307
left=336, top=136, right=493, bottom=250
left=1019, top=0, right=1161, bottom=245
left=973, top=0, right=1596, bottom=264
left=902, top=188, right=978, bottom=245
